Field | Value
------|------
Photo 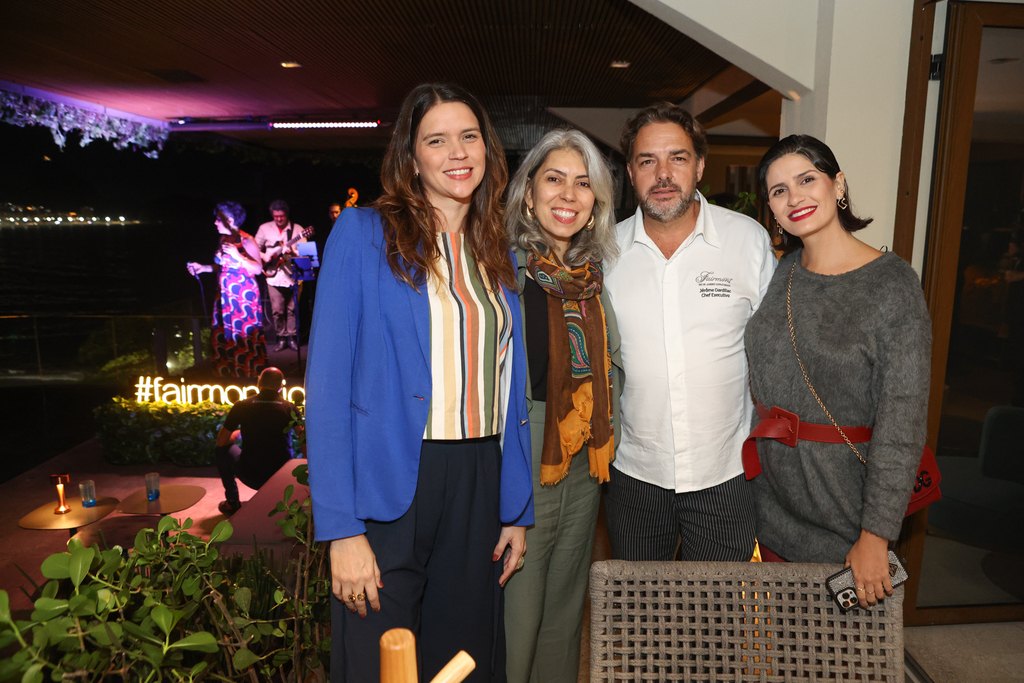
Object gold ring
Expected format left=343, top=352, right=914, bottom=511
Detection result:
left=867, top=589, right=875, bottom=594
left=856, top=587, right=865, bottom=592
left=347, top=593, right=357, bottom=602
left=515, top=557, right=525, bottom=570
left=355, top=593, right=365, bottom=601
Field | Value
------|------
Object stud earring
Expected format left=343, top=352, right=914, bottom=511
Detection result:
left=525, top=205, right=535, bottom=221
left=584, top=214, right=595, bottom=230
left=837, top=194, right=848, bottom=210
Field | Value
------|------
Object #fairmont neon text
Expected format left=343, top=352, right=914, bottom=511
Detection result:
left=133, top=376, right=306, bottom=406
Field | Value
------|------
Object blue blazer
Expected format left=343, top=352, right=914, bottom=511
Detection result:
left=305, top=208, right=535, bottom=541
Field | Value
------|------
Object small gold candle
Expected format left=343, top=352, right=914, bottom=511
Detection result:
left=51, top=474, right=71, bottom=514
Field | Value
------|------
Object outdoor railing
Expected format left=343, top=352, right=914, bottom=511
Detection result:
left=0, top=314, right=208, bottom=382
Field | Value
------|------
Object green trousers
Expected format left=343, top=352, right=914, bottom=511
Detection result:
left=504, top=401, right=600, bottom=683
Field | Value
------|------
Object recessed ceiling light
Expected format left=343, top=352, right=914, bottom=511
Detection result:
left=610, top=61, right=630, bottom=69
left=280, top=61, right=302, bottom=68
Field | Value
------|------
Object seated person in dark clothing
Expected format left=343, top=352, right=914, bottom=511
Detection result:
left=215, top=367, right=303, bottom=515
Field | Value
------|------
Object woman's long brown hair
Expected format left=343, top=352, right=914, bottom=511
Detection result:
left=374, top=83, right=515, bottom=292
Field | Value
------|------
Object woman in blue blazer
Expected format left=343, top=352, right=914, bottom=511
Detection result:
left=305, top=83, right=534, bottom=682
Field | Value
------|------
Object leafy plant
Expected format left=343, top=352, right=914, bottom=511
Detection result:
left=0, top=466, right=329, bottom=682
left=0, top=88, right=168, bottom=157
left=94, top=399, right=228, bottom=466
left=703, top=185, right=762, bottom=220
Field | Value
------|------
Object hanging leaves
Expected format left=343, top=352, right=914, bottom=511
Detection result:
left=0, top=89, right=169, bottom=157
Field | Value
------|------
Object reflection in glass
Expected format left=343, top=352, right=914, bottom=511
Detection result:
left=917, top=27, right=1024, bottom=609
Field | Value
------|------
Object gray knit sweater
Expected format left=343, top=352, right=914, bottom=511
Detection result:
left=745, top=251, right=932, bottom=563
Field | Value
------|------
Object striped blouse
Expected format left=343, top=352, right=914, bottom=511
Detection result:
left=424, top=232, right=512, bottom=440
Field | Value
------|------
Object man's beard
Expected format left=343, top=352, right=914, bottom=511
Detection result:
left=639, top=181, right=696, bottom=223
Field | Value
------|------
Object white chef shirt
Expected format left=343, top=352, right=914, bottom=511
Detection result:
left=605, top=193, right=776, bottom=492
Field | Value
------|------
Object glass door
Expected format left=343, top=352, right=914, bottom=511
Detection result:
left=908, top=1, right=1024, bottom=625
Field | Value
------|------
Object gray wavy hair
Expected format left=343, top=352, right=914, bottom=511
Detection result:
left=505, top=129, right=618, bottom=267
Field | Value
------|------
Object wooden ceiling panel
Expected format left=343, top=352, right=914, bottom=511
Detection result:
left=0, top=0, right=732, bottom=150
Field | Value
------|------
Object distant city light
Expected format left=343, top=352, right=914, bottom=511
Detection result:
left=280, top=62, right=302, bottom=68
left=119, top=216, right=125, bottom=221
left=270, top=121, right=379, bottom=129
left=610, top=61, right=631, bottom=68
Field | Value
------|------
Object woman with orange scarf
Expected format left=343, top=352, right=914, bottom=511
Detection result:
left=503, top=128, right=622, bottom=683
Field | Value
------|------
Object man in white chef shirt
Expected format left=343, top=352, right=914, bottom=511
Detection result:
left=604, top=102, right=776, bottom=561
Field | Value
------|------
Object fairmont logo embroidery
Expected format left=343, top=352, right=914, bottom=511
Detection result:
left=695, top=271, right=734, bottom=285
left=696, top=271, right=733, bottom=298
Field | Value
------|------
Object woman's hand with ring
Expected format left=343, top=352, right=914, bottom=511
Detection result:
left=844, top=529, right=894, bottom=607
left=329, top=534, right=383, bottom=617
left=493, top=525, right=526, bottom=587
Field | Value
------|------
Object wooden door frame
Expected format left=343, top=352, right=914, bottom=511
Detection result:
left=899, top=0, right=1024, bottom=627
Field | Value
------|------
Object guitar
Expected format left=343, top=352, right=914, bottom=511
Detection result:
left=263, top=226, right=315, bottom=277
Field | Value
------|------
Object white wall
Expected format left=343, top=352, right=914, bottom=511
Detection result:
left=820, top=0, right=915, bottom=250
left=630, top=0, right=818, bottom=95
left=631, top=0, right=918, bottom=251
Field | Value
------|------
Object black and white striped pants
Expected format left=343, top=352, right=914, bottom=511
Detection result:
left=604, top=466, right=756, bottom=562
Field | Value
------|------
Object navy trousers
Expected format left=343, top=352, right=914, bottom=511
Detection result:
left=331, top=437, right=507, bottom=683
left=215, top=444, right=267, bottom=502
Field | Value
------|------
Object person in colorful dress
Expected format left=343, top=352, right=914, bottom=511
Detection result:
left=304, top=83, right=533, bottom=682
left=502, top=128, right=622, bottom=683
left=187, top=201, right=267, bottom=377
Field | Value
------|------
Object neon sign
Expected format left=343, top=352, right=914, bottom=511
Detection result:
left=133, top=376, right=306, bottom=406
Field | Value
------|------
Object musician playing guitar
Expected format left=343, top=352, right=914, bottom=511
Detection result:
left=255, top=200, right=311, bottom=352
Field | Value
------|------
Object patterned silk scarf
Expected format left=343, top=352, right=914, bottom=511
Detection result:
left=527, top=252, right=614, bottom=484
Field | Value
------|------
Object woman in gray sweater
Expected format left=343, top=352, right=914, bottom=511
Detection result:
left=745, top=135, right=931, bottom=608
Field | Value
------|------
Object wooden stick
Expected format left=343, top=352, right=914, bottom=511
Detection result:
left=380, top=628, right=417, bottom=683
left=429, top=651, right=475, bottom=683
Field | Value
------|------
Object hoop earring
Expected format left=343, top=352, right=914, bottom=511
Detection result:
left=584, top=214, right=595, bottom=230
left=837, top=195, right=848, bottom=210
left=525, top=205, right=535, bottom=221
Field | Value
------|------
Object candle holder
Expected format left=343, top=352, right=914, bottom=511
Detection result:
left=51, top=474, right=72, bottom=514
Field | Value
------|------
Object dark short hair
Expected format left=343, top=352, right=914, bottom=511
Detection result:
left=757, top=134, right=872, bottom=256
left=620, top=102, right=708, bottom=164
left=269, top=200, right=289, bottom=215
left=214, top=201, right=246, bottom=228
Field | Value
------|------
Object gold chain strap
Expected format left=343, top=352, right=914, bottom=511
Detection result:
left=785, top=262, right=867, bottom=467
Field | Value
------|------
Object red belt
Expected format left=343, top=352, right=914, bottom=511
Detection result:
left=742, top=402, right=873, bottom=479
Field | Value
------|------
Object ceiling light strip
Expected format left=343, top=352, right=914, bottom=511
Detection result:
left=270, top=121, right=379, bottom=129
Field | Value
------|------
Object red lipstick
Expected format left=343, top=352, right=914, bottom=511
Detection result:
left=788, top=206, right=816, bottom=221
